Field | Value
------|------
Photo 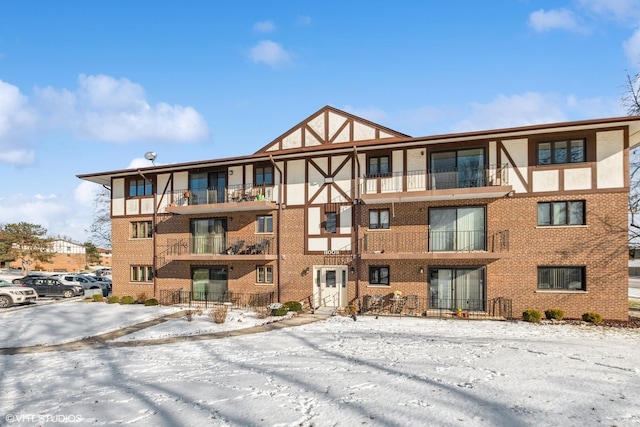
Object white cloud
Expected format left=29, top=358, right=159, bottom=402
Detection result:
left=451, top=92, right=623, bottom=133
left=0, top=80, right=39, bottom=165
left=529, top=8, right=582, bottom=32
left=342, top=105, right=389, bottom=125
left=248, top=40, right=292, bottom=67
left=578, top=0, right=640, bottom=24
left=296, top=16, right=312, bottom=27
left=253, top=20, right=276, bottom=33
left=624, top=28, right=640, bottom=65
left=34, top=74, right=210, bottom=143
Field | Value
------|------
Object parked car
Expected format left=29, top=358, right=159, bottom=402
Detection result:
left=20, top=277, right=84, bottom=298
left=0, top=279, right=38, bottom=308
left=94, top=268, right=111, bottom=277
left=11, top=272, right=47, bottom=284
left=92, top=276, right=112, bottom=294
left=50, top=274, right=109, bottom=296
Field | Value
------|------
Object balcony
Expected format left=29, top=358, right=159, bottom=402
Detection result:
left=360, top=164, right=511, bottom=203
left=164, top=234, right=277, bottom=261
left=166, top=184, right=277, bottom=214
left=360, top=230, right=510, bottom=260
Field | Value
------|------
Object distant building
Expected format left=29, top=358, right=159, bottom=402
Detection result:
left=8, top=238, right=87, bottom=272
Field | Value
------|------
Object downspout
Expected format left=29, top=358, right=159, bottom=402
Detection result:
left=269, top=155, right=283, bottom=302
left=353, top=146, right=361, bottom=301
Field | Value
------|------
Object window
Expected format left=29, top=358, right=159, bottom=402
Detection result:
left=369, top=266, right=389, bottom=286
left=325, top=212, right=337, bottom=233
left=537, top=139, right=585, bottom=165
left=431, top=148, right=485, bottom=189
left=537, top=201, right=585, bottom=226
left=257, top=215, right=273, bottom=233
left=131, top=221, right=153, bottom=238
left=131, top=265, right=153, bottom=282
left=255, top=166, right=273, bottom=186
left=256, top=265, right=273, bottom=283
left=538, top=267, right=585, bottom=291
left=128, top=178, right=152, bottom=197
left=369, top=209, right=390, bottom=229
left=368, top=155, right=390, bottom=176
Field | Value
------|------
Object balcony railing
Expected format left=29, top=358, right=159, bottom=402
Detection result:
left=361, top=164, right=509, bottom=194
left=166, top=234, right=275, bottom=256
left=169, top=184, right=275, bottom=207
left=363, top=230, right=509, bottom=254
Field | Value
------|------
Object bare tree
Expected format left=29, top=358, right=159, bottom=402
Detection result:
left=623, top=70, right=640, bottom=256
left=87, top=186, right=112, bottom=250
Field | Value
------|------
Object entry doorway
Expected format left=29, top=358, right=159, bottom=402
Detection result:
left=428, top=267, right=485, bottom=311
left=314, top=266, right=348, bottom=309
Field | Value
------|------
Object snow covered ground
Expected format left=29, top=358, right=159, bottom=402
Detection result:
left=1, top=299, right=639, bottom=426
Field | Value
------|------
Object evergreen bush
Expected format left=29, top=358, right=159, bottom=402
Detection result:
left=582, top=312, right=602, bottom=324
left=522, top=308, right=542, bottom=323
left=283, top=301, right=302, bottom=312
left=544, top=308, right=565, bottom=321
left=92, top=293, right=105, bottom=303
left=107, top=295, right=119, bottom=304
left=120, top=295, right=135, bottom=305
left=144, top=298, right=159, bottom=306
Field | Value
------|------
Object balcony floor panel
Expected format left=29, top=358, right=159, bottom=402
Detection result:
left=360, top=251, right=510, bottom=260
left=360, top=185, right=512, bottom=204
left=166, top=200, right=277, bottom=214
left=166, top=254, right=278, bottom=261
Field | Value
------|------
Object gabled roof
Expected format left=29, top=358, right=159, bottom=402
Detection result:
left=254, top=105, right=411, bottom=154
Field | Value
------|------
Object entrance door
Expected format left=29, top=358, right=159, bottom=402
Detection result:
left=314, top=266, right=348, bottom=308
left=429, top=267, right=485, bottom=311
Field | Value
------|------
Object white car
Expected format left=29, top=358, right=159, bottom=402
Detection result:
left=0, top=279, right=38, bottom=308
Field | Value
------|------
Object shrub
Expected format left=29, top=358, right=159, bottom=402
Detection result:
left=271, top=306, right=289, bottom=316
left=210, top=307, right=228, bottom=324
left=346, top=304, right=358, bottom=315
left=283, top=301, right=303, bottom=312
left=185, top=310, right=195, bottom=322
left=582, top=312, right=603, bottom=324
left=107, top=295, right=119, bottom=304
left=136, top=293, right=147, bottom=304
left=144, top=298, right=159, bottom=306
left=544, top=308, right=565, bottom=321
left=92, top=293, right=105, bottom=303
left=120, top=295, right=135, bottom=305
left=522, top=308, right=542, bottom=323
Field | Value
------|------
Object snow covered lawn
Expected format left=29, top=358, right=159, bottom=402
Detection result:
left=1, top=301, right=640, bottom=426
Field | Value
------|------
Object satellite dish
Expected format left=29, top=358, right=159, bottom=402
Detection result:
left=144, top=151, right=157, bottom=165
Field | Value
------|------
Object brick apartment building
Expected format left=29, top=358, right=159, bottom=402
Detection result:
left=78, top=106, right=639, bottom=320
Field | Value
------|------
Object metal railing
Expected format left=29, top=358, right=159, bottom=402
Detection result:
left=159, top=289, right=275, bottom=309
left=357, top=295, right=513, bottom=320
left=361, top=164, right=509, bottom=194
left=165, top=235, right=275, bottom=256
left=169, top=184, right=275, bottom=206
left=363, top=230, right=509, bottom=254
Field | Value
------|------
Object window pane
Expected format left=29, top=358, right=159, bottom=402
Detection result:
left=379, top=267, right=389, bottom=284
left=369, top=211, right=379, bottom=229
left=380, top=210, right=390, bottom=229
left=379, top=157, right=389, bottom=175
left=568, top=201, right=584, bottom=225
left=368, top=158, right=379, bottom=175
left=265, top=267, right=272, bottom=283
left=570, top=139, right=585, bottom=162
left=326, top=212, right=336, bottom=233
left=147, top=267, right=153, bottom=280
left=257, top=267, right=264, bottom=282
left=554, top=141, right=567, bottom=163
left=266, top=215, right=273, bottom=232
left=538, top=203, right=551, bottom=226
left=552, top=202, right=566, bottom=225
left=538, top=143, right=551, bottom=165
left=326, top=270, right=336, bottom=287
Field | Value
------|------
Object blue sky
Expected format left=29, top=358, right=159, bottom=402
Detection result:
left=1, top=0, right=639, bottom=244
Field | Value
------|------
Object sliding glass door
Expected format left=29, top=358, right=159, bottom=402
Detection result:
left=429, top=267, right=485, bottom=311
left=192, top=266, right=228, bottom=301
left=429, top=207, right=485, bottom=252
left=431, top=148, right=485, bottom=189
left=191, top=218, right=227, bottom=254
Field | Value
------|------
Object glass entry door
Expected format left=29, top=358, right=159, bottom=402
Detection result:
left=314, top=266, right=348, bottom=309
left=190, top=171, right=227, bottom=205
left=192, top=266, right=228, bottom=301
left=429, top=267, right=485, bottom=311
